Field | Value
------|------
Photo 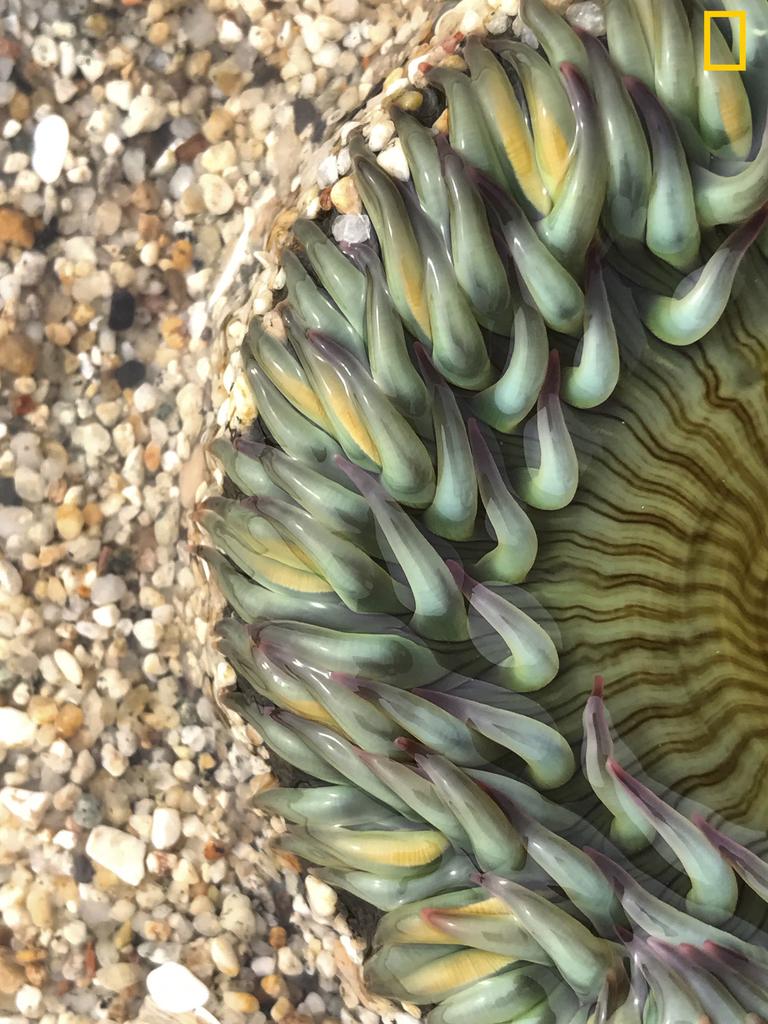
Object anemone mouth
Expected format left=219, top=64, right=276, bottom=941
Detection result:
left=531, top=244, right=768, bottom=830
left=202, top=3, right=768, bottom=1018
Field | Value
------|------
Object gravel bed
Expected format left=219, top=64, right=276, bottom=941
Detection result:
left=0, top=0, right=598, bottom=1021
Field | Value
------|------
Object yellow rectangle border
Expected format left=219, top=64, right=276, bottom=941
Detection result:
left=704, top=10, right=747, bottom=71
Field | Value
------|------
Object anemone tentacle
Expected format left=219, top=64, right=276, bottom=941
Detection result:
left=202, top=7, right=768, bottom=1020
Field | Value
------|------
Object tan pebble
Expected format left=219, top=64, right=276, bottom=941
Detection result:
left=395, top=90, right=423, bottom=112
left=24, top=962, right=46, bottom=987
left=198, top=752, right=215, bottom=772
left=85, top=12, right=110, bottom=34
left=147, top=20, right=170, bottom=45
left=55, top=503, right=84, bottom=540
left=27, top=695, right=57, bottom=726
left=131, top=181, right=160, bottom=213
left=211, top=934, right=240, bottom=977
left=72, top=303, right=95, bottom=326
left=433, top=108, right=450, bottom=134
left=14, top=948, right=46, bottom=965
left=144, top=919, right=172, bottom=942
left=143, top=442, right=161, bottom=474
left=210, top=60, right=246, bottom=96
left=179, top=444, right=206, bottom=509
left=383, top=67, right=407, bottom=91
left=82, top=502, right=102, bottom=527
left=179, top=184, right=206, bottom=216
left=56, top=702, right=84, bottom=739
left=223, top=991, right=260, bottom=1013
left=159, top=315, right=187, bottom=348
left=44, top=322, right=74, bottom=348
left=92, top=866, right=121, bottom=890
left=329, top=176, right=361, bottom=215
left=271, top=996, right=294, bottom=1022
left=260, top=974, right=289, bottom=1000
left=441, top=54, right=467, bottom=70
left=9, top=91, right=30, bottom=121
left=186, top=51, right=212, bottom=78
left=203, top=107, right=234, bottom=143
left=113, top=918, right=133, bottom=951
left=0, top=956, right=25, bottom=995
left=0, top=333, right=38, bottom=376
left=268, top=926, right=287, bottom=949
left=0, top=206, right=34, bottom=247
left=170, top=238, right=193, bottom=271
left=25, top=884, right=54, bottom=930
left=138, top=213, right=162, bottom=240
left=94, top=961, right=141, bottom=992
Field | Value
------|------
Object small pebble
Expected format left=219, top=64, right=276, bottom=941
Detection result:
left=134, top=618, right=162, bottom=650
left=376, top=139, right=410, bottom=181
left=53, top=647, right=83, bottom=684
left=85, top=825, right=147, bottom=886
left=16, top=984, right=43, bottom=1017
left=124, top=94, right=167, bottom=136
left=151, top=807, right=181, bottom=850
left=331, top=213, right=371, bottom=245
left=146, top=962, right=210, bottom=1013
left=94, top=962, right=142, bottom=992
left=305, top=875, right=337, bottom=919
left=210, top=934, right=240, bottom=977
left=0, top=557, right=22, bottom=596
left=199, top=173, right=235, bottom=215
left=0, top=787, right=50, bottom=827
left=0, top=707, right=36, bottom=748
left=73, top=794, right=103, bottom=829
left=90, top=574, right=127, bottom=606
left=31, top=114, right=69, bottom=184
left=108, top=289, right=136, bottom=331
left=224, top=991, right=260, bottom=1013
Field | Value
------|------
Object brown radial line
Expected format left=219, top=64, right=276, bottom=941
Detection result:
left=527, top=272, right=768, bottom=830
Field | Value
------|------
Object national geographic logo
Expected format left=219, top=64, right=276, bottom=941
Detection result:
left=703, top=9, right=747, bottom=70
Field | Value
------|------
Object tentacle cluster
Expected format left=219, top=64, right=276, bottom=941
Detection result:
left=201, top=1, right=768, bottom=1020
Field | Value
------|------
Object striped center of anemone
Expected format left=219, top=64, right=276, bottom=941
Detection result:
left=201, top=0, right=768, bottom=1018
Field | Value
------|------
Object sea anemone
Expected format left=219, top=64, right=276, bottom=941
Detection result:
left=200, top=0, right=768, bottom=1019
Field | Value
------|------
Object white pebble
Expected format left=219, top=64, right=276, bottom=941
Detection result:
left=0, top=707, right=36, bottom=748
left=14, top=465, right=44, bottom=503
left=0, top=557, right=22, bottom=596
left=199, top=173, right=235, bottom=215
left=101, top=742, right=129, bottom=778
left=16, top=985, right=43, bottom=1017
left=53, top=647, right=83, bottom=685
left=32, top=114, right=69, bottom=184
left=0, top=787, right=50, bottom=827
left=133, top=618, right=161, bottom=650
left=277, top=945, right=304, bottom=976
left=210, top=934, right=240, bottom=976
left=146, top=962, right=210, bottom=1014
left=85, top=825, right=147, bottom=886
left=123, top=94, right=167, bottom=137
left=566, top=1, right=606, bottom=34
left=331, top=213, right=371, bottom=245
left=91, top=574, right=127, bottom=606
left=317, top=154, right=339, bottom=188
left=368, top=120, right=395, bottom=153
left=251, top=955, right=276, bottom=977
left=219, top=892, right=257, bottom=940
left=151, top=807, right=181, bottom=850
left=105, top=79, right=134, bottom=111
left=305, top=875, right=337, bottom=918
left=376, top=140, right=410, bottom=182
left=132, top=382, right=159, bottom=413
